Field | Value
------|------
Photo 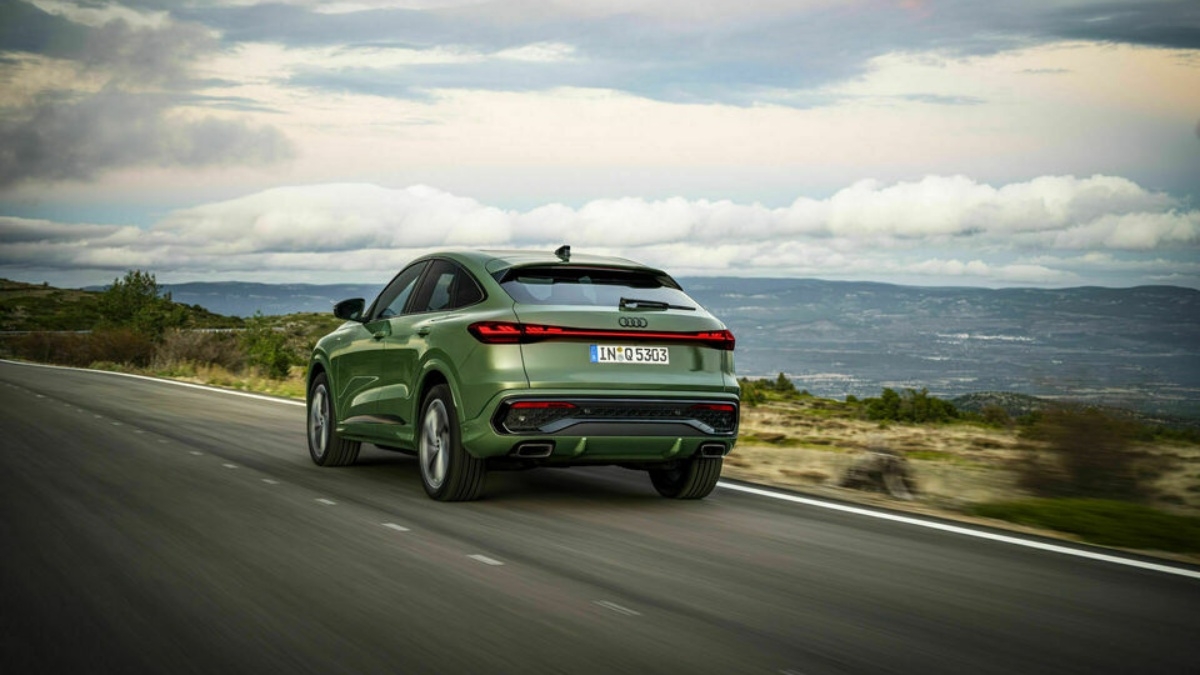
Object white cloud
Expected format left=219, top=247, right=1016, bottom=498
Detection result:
left=494, top=42, right=577, bottom=63
left=25, top=0, right=171, bottom=28
left=4, top=174, right=1196, bottom=288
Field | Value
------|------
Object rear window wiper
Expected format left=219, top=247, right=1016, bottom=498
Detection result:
left=619, top=297, right=695, bottom=311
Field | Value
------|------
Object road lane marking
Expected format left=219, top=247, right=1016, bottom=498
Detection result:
left=10, top=360, right=1196, bottom=581
left=0, top=360, right=306, bottom=407
left=594, top=601, right=641, bottom=616
left=717, top=482, right=1200, bottom=581
left=316, top=498, right=337, bottom=506
left=189, top=451, right=204, bottom=456
left=262, top=479, right=280, bottom=485
left=467, top=554, right=504, bottom=566
left=382, top=523, right=410, bottom=532
left=222, top=463, right=237, bottom=469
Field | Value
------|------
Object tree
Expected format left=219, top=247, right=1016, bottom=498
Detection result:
left=96, top=270, right=185, bottom=338
left=864, top=387, right=957, bottom=423
left=240, top=312, right=295, bottom=379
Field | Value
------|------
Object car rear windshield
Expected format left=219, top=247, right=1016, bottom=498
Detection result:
left=498, top=266, right=695, bottom=308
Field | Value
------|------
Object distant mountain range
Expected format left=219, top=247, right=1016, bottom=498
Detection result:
left=151, top=278, right=1200, bottom=419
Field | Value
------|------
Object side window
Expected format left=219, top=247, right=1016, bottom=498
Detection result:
left=370, top=262, right=427, bottom=320
left=410, top=260, right=485, bottom=313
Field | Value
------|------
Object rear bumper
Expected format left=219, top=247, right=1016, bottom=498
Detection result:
left=459, top=390, right=739, bottom=461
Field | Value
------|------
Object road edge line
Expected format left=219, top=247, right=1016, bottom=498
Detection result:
left=716, top=481, right=1200, bottom=581
left=6, top=359, right=1198, bottom=581
left=0, top=359, right=305, bottom=407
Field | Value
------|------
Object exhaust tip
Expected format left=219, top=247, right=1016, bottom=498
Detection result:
left=698, top=443, right=727, bottom=458
left=512, top=442, right=554, bottom=459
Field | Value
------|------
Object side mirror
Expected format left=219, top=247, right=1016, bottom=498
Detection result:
left=333, top=298, right=365, bottom=321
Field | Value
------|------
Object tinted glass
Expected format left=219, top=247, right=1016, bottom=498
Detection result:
left=498, top=266, right=694, bottom=307
left=372, top=262, right=427, bottom=320
left=410, top=260, right=485, bottom=313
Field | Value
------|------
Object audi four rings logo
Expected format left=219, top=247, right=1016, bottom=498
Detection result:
left=619, top=317, right=648, bottom=328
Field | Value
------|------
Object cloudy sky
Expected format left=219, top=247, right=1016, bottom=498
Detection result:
left=1, top=0, right=1198, bottom=289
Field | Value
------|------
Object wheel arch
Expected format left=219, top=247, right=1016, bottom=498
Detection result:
left=306, top=355, right=329, bottom=398
left=418, top=367, right=451, bottom=412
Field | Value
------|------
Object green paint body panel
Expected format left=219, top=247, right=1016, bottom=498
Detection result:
left=308, top=249, right=740, bottom=464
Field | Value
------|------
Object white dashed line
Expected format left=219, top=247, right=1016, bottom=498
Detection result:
left=594, top=601, right=641, bottom=617
left=262, top=479, right=280, bottom=485
left=316, top=498, right=337, bottom=506
left=158, top=439, right=169, bottom=444
left=10, top=359, right=1197, bottom=582
left=111, top=422, right=121, bottom=426
left=467, top=554, right=504, bottom=566
left=134, top=430, right=145, bottom=434
left=36, top=394, right=45, bottom=398
left=222, top=463, right=237, bottom=469
left=382, top=523, right=410, bottom=532
left=189, top=451, right=203, bottom=456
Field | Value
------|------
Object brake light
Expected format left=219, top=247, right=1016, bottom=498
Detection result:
left=689, top=403, right=736, bottom=413
left=510, top=401, right=577, bottom=410
left=468, top=322, right=735, bottom=350
left=468, top=321, right=523, bottom=343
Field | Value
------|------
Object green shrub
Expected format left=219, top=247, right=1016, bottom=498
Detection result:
left=971, top=498, right=1200, bottom=552
left=863, top=388, right=958, bottom=423
left=240, top=312, right=295, bottom=379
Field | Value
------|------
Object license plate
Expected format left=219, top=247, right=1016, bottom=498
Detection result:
left=590, top=345, right=670, bottom=365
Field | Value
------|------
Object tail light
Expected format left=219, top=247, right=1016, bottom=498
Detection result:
left=469, top=321, right=735, bottom=350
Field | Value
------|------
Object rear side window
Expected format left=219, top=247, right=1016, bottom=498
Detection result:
left=371, top=261, right=428, bottom=320
left=498, top=266, right=694, bottom=308
left=410, top=259, right=485, bottom=313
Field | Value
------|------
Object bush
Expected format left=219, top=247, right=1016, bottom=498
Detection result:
left=153, top=329, right=244, bottom=372
left=7, top=329, right=153, bottom=367
left=863, top=388, right=958, bottom=424
left=8, top=332, right=89, bottom=366
left=1017, top=406, right=1146, bottom=499
left=89, top=328, right=155, bottom=367
left=971, top=498, right=1200, bottom=552
left=981, top=404, right=1013, bottom=428
left=240, top=312, right=295, bottom=379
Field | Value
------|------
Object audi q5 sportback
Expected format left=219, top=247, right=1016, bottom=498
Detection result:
left=306, top=247, right=739, bottom=501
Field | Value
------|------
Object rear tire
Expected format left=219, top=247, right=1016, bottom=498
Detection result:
left=418, top=384, right=486, bottom=501
left=307, top=372, right=360, bottom=466
left=650, top=457, right=723, bottom=499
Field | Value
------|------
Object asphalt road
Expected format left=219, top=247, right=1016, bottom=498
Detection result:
left=2, top=360, right=1198, bottom=675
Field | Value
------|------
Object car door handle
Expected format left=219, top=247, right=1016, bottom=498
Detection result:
left=417, top=327, right=431, bottom=337
left=373, top=331, right=387, bottom=340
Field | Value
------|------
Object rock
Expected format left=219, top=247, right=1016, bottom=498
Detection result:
left=840, top=448, right=916, bottom=500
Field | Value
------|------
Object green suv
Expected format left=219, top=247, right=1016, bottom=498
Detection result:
left=306, top=247, right=740, bottom=501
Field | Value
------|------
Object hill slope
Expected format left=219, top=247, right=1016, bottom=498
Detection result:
left=53, top=277, right=1200, bottom=419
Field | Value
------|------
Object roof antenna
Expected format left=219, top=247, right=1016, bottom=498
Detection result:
left=554, top=244, right=571, bottom=262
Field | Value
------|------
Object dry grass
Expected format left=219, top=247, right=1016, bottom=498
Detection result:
left=728, top=399, right=1200, bottom=523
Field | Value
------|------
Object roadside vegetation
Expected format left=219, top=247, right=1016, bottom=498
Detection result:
left=5, top=274, right=1199, bottom=557
left=0, top=272, right=341, bottom=397
left=735, top=373, right=1200, bottom=557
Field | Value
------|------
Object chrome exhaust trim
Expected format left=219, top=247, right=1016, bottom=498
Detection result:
left=512, top=442, right=554, bottom=459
